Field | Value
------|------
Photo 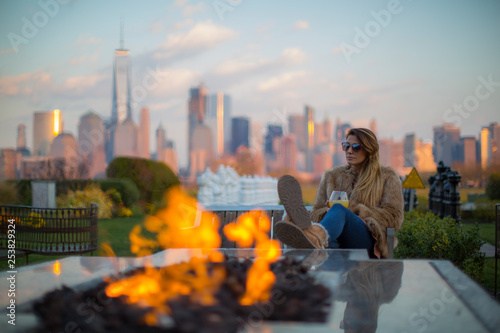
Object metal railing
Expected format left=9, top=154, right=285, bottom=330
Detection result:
left=0, top=204, right=98, bottom=263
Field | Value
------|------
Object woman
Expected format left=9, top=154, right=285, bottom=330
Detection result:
left=274, top=128, right=404, bottom=259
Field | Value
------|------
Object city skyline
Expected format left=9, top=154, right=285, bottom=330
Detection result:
left=1, top=0, right=500, bottom=168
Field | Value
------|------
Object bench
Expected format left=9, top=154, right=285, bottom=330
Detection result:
left=209, top=205, right=395, bottom=259
left=0, top=204, right=99, bottom=263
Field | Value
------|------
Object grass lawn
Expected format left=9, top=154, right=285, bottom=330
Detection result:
left=462, top=221, right=496, bottom=245
left=97, top=214, right=146, bottom=257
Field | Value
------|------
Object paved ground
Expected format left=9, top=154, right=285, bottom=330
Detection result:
left=481, top=243, right=496, bottom=257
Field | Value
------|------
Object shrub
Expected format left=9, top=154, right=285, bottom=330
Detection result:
left=395, top=210, right=485, bottom=281
left=6, top=180, right=32, bottom=205
left=106, top=157, right=180, bottom=209
left=0, top=181, right=19, bottom=205
left=486, top=172, right=500, bottom=200
left=57, top=184, right=113, bottom=219
left=97, top=179, right=140, bottom=208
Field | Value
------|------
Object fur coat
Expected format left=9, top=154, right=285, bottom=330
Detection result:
left=310, top=164, right=404, bottom=258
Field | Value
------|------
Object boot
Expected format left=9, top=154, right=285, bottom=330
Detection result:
left=274, top=221, right=328, bottom=249
left=277, top=175, right=311, bottom=229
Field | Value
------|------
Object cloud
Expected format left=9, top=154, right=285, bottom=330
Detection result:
left=153, top=20, right=237, bottom=59
left=171, top=18, right=193, bottom=31
left=0, top=71, right=51, bottom=96
left=0, top=47, right=17, bottom=54
left=257, top=71, right=310, bottom=92
left=148, top=68, right=199, bottom=97
left=183, top=2, right=205, bottom=17
left=281, top=48, right=306, bottom=65
left=293, top=20, right=309, bottom=30
left=77, top=36, right=103, bottom=45
left=68, top=55, right=87, bottom=66
left=214, top=48, right=306, bottom=75
left=63, top=74, right=107, bottom=93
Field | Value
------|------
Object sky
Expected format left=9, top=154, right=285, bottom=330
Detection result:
left=0, top=0, right=499, bottom=168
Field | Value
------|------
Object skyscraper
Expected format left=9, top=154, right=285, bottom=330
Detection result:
left=50, top=133, right=79, bottom=178
left=458, top=137, right=477, bottom=168
left=17, top=124, right=26, bottom=150
left=488, top=122, right=500, bottom=165
left=78, top=112, right=106, bottom=178
left=288, top=115, right=306, bottom=151
left=111, top=24, right=131, bottom=126
left=188, top=83, right=208, bottom=173
left=16, top=123, right=30, bottom=157
left=190, top=124, right=213, bottom=177
left=33, top=110, right=61, bottom=157
left=138, top=107, right=150, bottom=159
left=114, top=119, right=138, bottom=158
left=264, top=125, right=283, bottom=156
left=304, top=105, right=314, bottom=173
left=433, top=124, right=460, bottom=166
left=403, top=133, right=416, bottom=168
left=479, top=127, right=491, bottom=169
left=156, top=124, right=178, bottom=174
left=108, top=24, right=132, bottom=161
left=281, top=134, right=298, bottom=172
left=206, top=93, right=231, bottom=157
left=231, top=117, right=249, bottom=154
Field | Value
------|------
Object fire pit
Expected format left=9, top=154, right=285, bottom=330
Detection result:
left=32, top=254, right=333, bottom=333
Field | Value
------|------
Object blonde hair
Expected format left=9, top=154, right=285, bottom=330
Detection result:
left=346, top=128, right=383, bottom=207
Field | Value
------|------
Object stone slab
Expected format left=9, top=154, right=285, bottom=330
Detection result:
left=0, top=249, right=499, bottom=333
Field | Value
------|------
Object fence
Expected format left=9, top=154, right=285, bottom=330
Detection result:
left=0, top=204, right=98, bottom=263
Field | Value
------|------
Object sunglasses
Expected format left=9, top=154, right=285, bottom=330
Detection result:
left=341, top=142, right=363, bottom=153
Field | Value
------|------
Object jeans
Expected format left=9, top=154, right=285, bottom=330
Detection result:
left=320, top=203, right=376, bottom=258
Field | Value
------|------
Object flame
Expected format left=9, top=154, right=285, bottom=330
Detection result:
left=105, top=186, right=224, bottom=317
left=53, top=260, right=60, bottom=276
left=105, top=186, right=281, bottom=324
left=223, top=211, right=282, bottom=305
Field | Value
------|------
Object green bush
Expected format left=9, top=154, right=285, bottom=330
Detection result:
left=97, top=179, right=140, bottom=208
left=57, top=184, right=113, bottom=219
left=6, top=180, right=31, bottom=205
left=106, top=157, right=180, bottom=209
left=0, top=182, right=19, bottom=205
left=395, top=211, right=485, bottom=281
left=486, top=172, right=500, bottom=200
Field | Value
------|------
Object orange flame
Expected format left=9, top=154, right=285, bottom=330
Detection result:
left=105, top=186, right=281, bottom=325
left=105, top=186, right=224, bottom=318
left=223, top=211, right=282, bottom=305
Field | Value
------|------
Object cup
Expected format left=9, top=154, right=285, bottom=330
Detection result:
left=327, top=191, right=349, bottom=208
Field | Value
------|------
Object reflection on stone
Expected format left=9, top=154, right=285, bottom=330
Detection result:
left=338, top=261, right=404, bottom=333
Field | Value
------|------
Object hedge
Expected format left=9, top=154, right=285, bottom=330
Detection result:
left=106, top=157, right=180, bottom=209
left=396, top=210, right=485, bottom=281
